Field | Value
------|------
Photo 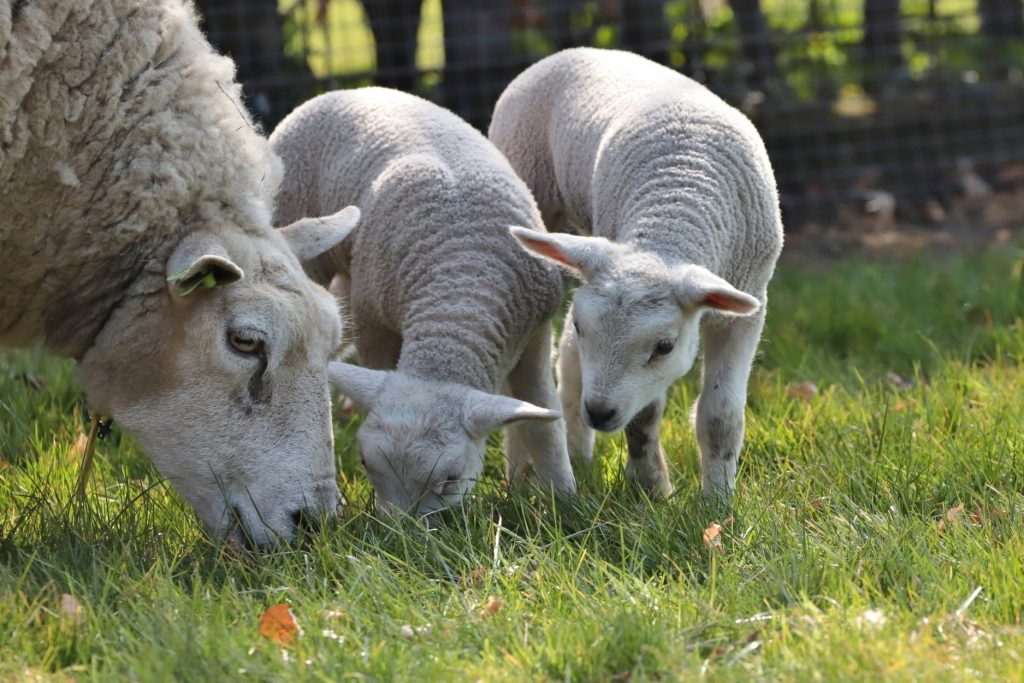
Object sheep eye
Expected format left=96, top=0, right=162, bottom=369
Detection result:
left=445, top=473, right=459, bottom=482
left=228, top=331, right=262, bottom=354
left=651, top=339, right=675, bottom=360
left=573, top=319, right=581, bottom=337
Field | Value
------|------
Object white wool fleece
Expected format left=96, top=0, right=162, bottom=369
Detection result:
left=0, top=0, right=362, bottom=547
left=272, top=87, right=576, bottom=513
left=489, top=48, right=784, bottom=499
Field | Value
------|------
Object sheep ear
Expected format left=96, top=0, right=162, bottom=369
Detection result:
left=463, top=391, right=561, bottom=441
left=279, top=206, right=360, bottom=263
left=508, top=226, right=614, bottom=281
left=675, top=266, right=760, bottom=316
left=166, top=236, right=243, bottom=297
left=328, top=362, right=388, bottom=411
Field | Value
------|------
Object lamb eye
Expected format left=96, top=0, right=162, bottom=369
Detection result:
left=228, top=331, right=262, bottom=354
left=651, top=339, right=675, bottom=359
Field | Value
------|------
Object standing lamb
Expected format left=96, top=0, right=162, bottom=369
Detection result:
left=0, top=0, right=360, bottom=546
left=271, top=87, right=576, bottom=514
left=489, top=48, right=783, bottom=499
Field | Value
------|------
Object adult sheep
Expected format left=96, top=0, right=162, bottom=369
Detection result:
left=271, top=87, right=576, bottom=514
left=0, top=0, right=359, bottom=546
left=489, top=48, right=783, bottom=499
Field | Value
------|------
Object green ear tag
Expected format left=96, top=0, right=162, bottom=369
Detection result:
left=168, top=270, right=217, bottom=296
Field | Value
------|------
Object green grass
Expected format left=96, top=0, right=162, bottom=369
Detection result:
left=3, top=247, right=1024, bottom=681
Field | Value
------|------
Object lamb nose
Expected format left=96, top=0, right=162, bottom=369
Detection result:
left=585, top=402, right=617, bottom=430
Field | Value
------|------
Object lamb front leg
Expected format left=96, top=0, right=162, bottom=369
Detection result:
left=624, top=395, right=673, bottom=496
left=695, top=309, right=766, bottom=501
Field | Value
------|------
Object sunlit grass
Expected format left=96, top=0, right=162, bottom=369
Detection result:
left=2, top=247, right=1024, bottom=679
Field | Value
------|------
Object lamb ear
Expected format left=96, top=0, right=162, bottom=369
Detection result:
left=463, top=391, right=561, bottom=441
left=328, top=362, right=388, bottom=411
left=279, top=205, right=361, bottom=263
left=508, top=226, right=615, bottom=281
left=675, top=266, right=760, bottom=316
left=166, top=237, right=243, bottom=297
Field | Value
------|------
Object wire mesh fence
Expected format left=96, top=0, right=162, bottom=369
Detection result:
left=194, top=0, right=1024, bottom=229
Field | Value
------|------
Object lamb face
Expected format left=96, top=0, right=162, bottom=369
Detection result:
left=329, top=364, right=560, bottom=515
left=81, top=210, right=358, bottom=548
left=511, top=228, right=760, bottom=432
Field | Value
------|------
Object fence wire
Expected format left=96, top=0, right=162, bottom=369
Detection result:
left=195, top=0, right=1024, bottom=229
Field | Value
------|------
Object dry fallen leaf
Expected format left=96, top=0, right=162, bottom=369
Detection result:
left=73, top=430, right=90, bottom=458
left=460, top=567, right=487, bottom=586
left=786, top=380, right=818, bottom=400
left=702, top=522, right=724, bottom=554
left=937, top=503, right=966, bottom=534
left=60, top=594, right=84, bottom=624
left=480, top=597, right=504, bottom=618
left=259, top=604, right=302, bottom=645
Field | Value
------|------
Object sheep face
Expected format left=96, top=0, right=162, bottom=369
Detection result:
left=81, top=209, right=359, bottom=548
left=510, top=228, right=759, bottom=433
left=329, top=364, right=560, bottom=515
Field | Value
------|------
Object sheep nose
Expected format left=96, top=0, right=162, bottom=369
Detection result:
left=290, top=506, right=323, bottom=535
left=585, top=401, right=617, bottom=430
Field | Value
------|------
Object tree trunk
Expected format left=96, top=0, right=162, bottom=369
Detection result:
left=619, top=0, right=668, bottom=63
left=362, top=0, right=422, bottom=92
left=978, top=0, right=1024, bottom=39
left=194, top=0, right=314, bottom=128
left=862, top=0, right=904, bottom=93
left=726, top=0, right=777, bottom=89
left=442, top=0, right=521, bottom=127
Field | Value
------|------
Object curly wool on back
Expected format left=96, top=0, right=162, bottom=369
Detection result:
left=489, top=46, right=783, bottom=294
left=272, top=87, right=563, bottom=392
left=0, top=0, right=281, bottom=358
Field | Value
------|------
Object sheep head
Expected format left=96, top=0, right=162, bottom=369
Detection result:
left=328, top=363, right=560, bottom=516
left=79, top=207, right=359, bottom=548
left=511, top=227, right=759, bottom=433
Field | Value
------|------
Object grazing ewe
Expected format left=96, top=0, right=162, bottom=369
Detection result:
left=0, top=0, right=360, bottom=546
left=271, top=87, right=576, bottom=514
left=489, top=48, right=783, bottom=499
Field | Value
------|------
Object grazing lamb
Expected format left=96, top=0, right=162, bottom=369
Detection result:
left=489, top=48, right=783, bottom=499
left=271, top=87, right=576, bottom=514
left=0, top=0, right=360, bottom=546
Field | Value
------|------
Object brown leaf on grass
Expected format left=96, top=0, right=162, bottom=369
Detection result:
left=459, top=567, right=487, bottom=586
left=786, top=380, right=818, bottom=400
left=73, top=429, right=89, bottom=458
left=60, top=594, right=84, bottom=624
left=964, top=307, right=993, bottom=327
left=480, top=597, right=504, bottom=618
left=702, top=522, right=724, bottom=554
left=893, top=399, right=916, bottom=412
left=259, top=604, right=302, bottom=645
left=937, top=503, right=965, bottom=534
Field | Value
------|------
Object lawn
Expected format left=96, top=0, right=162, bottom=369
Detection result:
left=2, top=245, right=1024, bottom=681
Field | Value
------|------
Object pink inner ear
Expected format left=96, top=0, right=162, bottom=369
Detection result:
left=524, top=237, right=572, bottom=268
left=704, top=291, right=751, bottom=312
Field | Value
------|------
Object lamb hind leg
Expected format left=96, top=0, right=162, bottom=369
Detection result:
left=504, top=321, right=576, bottom=494
left=695, top=309, right=766, bottom=501
left=624, top=395, right=673, bottom=496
